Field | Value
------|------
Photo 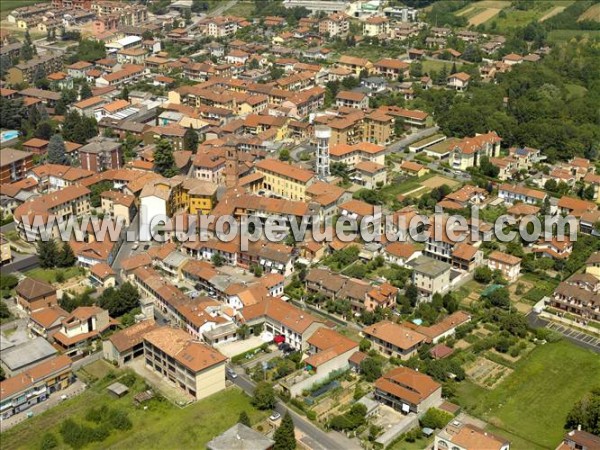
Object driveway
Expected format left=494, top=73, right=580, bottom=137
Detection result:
left=384, top=126, right=440, bottom=155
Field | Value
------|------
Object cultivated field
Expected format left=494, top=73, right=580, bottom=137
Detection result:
left=465, top=357, right=513, bottom=389
left=469, top=8, right=503, bottom=26
left=456, top=340, right=600, bottom=449
left=455, top=1, right=510, bottom=26
left=578, top=2, right=600, bottom=22
left=539, top=6, right=568, bottom=22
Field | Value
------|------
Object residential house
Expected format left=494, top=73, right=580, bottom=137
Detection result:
left=434, top=421, right=510, bottom=450
left=488, top=251, right=521, bottom=283
left=450, top=132, right=501, bottom=170
left=410, top=256, right=452, bottom=297
left=53, top=306, right=112, bottom=356
left=363, top=321, right=426, bottom=360
left=374, top=366, right=442, bottom=415
left=15, top=277, right=57, bottom=313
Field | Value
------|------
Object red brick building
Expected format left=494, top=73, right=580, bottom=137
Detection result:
left=78, top=137, right=123, bottom=172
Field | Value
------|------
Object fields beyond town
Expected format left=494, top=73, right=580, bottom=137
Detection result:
left=0, top=0, right=48, bottom=17
left=1, top=363, right=267, bottom=450
left=455, top=340, right=600, bottom=449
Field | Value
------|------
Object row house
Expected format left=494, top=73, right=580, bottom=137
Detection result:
left=550, top=278, right=600, bottom=323
left=372, top=58, right=410, bottom=79
left=498, top=183, right=547, bottom=205
left=6, top=53, right=63, bottom=85
left=95, top=64, right=145, bottom=87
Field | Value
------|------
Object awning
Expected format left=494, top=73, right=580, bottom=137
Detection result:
left=274, top=335, right=285, bottom=344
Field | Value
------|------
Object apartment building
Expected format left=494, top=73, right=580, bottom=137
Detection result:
left=79, top=137, right=123, bottom=172
left=100, top=190, right=136, bottom=226
left=450, top=132, right=501, bottom=170
left=410, top=255, right=452, bottom=297
left=335, top=90, right=369, bottom=109
left=319, top=13, right=349, bottom=37
left=140, top=177, right=186, bottom=221
left=488, top=251, right=521, bottom=283
left=205, top=16, right=238, bottom=37
left=0, top=355, right=73, bottom=419
left=363, top=321, right=426, bottom=360
left=0, top=149, right=33, bottom=184
left=329, top=141, right=386, bottom=167
left=255, top=159, right=315, bottom=201
left=6, top=53, right=63, bottom=84
left=363, top=16, right=389, bottom=37
left=143, top=327, right=227, bottom=400
left=103, top=320, right=158, bottom=367
left=337, top=55, right=372, bottom=77
left=241, top=297, right=325, bottom=351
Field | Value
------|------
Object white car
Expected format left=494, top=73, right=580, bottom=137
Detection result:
left=269, top=412, right=281, bottom=421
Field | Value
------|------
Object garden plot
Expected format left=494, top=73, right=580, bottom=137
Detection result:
left=465, top=357, right=513, bottom=389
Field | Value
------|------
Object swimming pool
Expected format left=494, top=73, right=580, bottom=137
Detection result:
left=0, top=130, right=20, bottom=144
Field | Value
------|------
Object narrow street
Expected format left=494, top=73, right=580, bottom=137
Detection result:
left=231, top=371, right=362, bottom=450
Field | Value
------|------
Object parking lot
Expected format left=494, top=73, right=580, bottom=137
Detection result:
left=546, top=322, right=600, bottom=352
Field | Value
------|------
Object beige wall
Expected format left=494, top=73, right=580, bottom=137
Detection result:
left=194, top=361, right=226, bottom=400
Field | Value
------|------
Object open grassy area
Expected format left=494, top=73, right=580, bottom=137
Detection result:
left=455, top=340, right=600, bottom=449
left=25, top=266, right=85, bottom=283
left=224, top=1, right=256, bottom=18
left=379, top=172, right=436, bottom=201
left=547, top=28, right=600, bottom=43
left=421, top=60, right=463, bottom=75
left=0, top=0, right=48, bottom=16
left=1, top=369, right=266, bottom=450
left=480, top=0, right=574, bottom=31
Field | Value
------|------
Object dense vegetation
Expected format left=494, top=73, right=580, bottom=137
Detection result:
left=414, top=40, right=600, bottom=162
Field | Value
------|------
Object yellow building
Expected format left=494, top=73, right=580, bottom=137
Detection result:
left=182, top=179, right=218, bottom=214
left=255, top=159, right=315, bottom=201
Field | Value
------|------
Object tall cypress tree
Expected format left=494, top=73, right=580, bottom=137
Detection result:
left=47, top=134, right=69, bottom=165
left=273, top=412, right=295, bottom=450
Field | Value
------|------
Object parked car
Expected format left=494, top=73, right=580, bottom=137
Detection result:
left=226, top=368, right=237, bottom=379
left=269, top=411, right=281, bottom=421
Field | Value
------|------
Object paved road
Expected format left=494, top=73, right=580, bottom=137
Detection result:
left=384, top=126, right=440, bottom=155
left=0, top=222, right=15, bottom=233
left=231, top=372, right=361, bottom=450
left=111, top=213, right=139, bottom=276
left=0, top=254, right=39, bottom=274
left=527, top=312, right=600, bottom=354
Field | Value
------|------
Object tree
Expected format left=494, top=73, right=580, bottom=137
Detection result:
left=35, top=121, right=54, bottom=140
left=97, top=282, right=140, bottom=317
left=121, top=85, right=129, bottom=101
left=565, top=388, right=600, bottom=435
left=37, top=239, right=59, bottom=268
left=39, top=432, right=58, bottom=450
left=419, top=408, right=453, bottom=430
left=474, top=266, right=493, bottom=284
left=47, top=134, right=69, bottom=165
left=251, top=382, right=276, bottom=410
left=273, top=412, right=296, bottom=450
left=183, top=127, right=199, bottom=152
left=21, top=30, right=35, bottom=61
left=360, top=357, right=382, bottom=382
left=80, top=82, right=93, bottom=100
left=359, top=338, right=371, bottom=352
left=56, top=89, right=78, bottom=115
left=279, top=148, right=290, bottom=161
left=59, top=242, right=76, bottom=268
left=410, top=61, right=422, bottom=78
left=211, top=253, right=225, bottom=267
left=329, top=403, right=367, bottom=431
left=485, top=287, right=511, bottom=309
left=405, top=283, right=419, bottom=306
left=153, top=139, right=178, bottom=177
left=238, top=411, right=251, bottom=427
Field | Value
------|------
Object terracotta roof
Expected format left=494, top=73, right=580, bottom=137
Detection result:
left=400, top=160, right=425, bottom=172
left=305, top=328, right=358, bottom=368
left=109, top=320, right=158, bottom=352
left=242, top=297, right=323, bottom=334
left=488, top=250, right=521, bottom=266
left=90, top=262, right=115, bottom=279
left=30, top=305, right=68, bottom=329
left=144, top=326, right=227, bottom=373
left=375, top=366, right=440, bottom=405
left=16, top=277, right=56, bottom=300
left=452, top=424, right=509, bottom=450
left=0, top=355, right=72, bottom=399
left=336, top=90, right=366, bottom=102
left=385, top=242, right=418, bottom=259
left=255, top=159, right=314, bottom=183
left=413, top=311, right=471, bottom=342
left=363, top=320, right=426, bottom=350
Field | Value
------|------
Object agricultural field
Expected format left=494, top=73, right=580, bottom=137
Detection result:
left=578, top=2, right=600, bottom=22
left=0, top=0, right=47, bottom=17
left=547, top=28, right=600, bottom=43
left=463, top=1, right=576, bottom=31
left=455, top=340, right=600, bottom=449
left=421, top=59, right=463, bottom=75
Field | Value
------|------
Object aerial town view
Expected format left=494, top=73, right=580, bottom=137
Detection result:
left=0, top=0, right=599, bottom=449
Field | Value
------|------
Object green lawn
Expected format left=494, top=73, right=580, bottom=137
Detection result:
left=389, top=435, right=433, bottom=450
left=1, top=371, right=266, bottom=450
left=421, top=60, right=463, bottom=75
left=380, top=172, right=436, bottom=201
left=25, top=266, right=85, bottom=283
left=0, top=0, right=48, bottom=16
left=224, top=1, right=256, bottom=18
left=455, top=340, right=600, bottom=449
